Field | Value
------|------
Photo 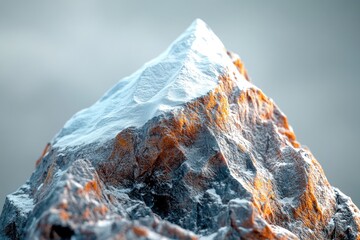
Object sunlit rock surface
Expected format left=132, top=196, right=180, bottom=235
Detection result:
left=1, top=19, right=359, bottom=240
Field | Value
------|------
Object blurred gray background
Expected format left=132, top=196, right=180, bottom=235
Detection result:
left=0, top=0, right=359, bottom=211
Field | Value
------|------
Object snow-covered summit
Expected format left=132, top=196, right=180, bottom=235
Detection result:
left=53, top=19, right=249, bottom=149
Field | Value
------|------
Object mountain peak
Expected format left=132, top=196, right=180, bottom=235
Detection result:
left=183, top=18, right=210, bottom=37
left=2, top=19, right=359, bottom=240
left=167, top=18, right=225, bottom=60
left=53, top=19, right=250, bottom=149
left=189, top=18, right=207, bottom=30
left=181, top=18, right=219, bottom=46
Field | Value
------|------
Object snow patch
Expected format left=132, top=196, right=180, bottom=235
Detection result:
left=7, top=185, right=34, bottom=216
left=230, top=198, right=249, bottom=205
left=279, top=197, right=295, bottom=206
left=206, top=188, right=222, bottom=204
left=200, top=231, right=218, bottom=240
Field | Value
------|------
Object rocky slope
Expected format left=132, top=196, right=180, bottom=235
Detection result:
left=1, top=19, right=359, bottom=240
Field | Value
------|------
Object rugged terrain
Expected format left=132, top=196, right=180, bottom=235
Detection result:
left=1, top=19, right=359, bottom=240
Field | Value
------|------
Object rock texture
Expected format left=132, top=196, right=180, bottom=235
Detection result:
left=1, top=19, right=359, bottom=240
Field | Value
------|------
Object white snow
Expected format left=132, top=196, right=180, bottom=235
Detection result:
left=279, top=196, right=295, bottom=206
left=199, top=231, right=217, bottom=240
left=53, top=19, right=251, bottom=149
left=37, top=183, right=44, bottom=191
left=230, top=198, right=249, bottom=205
left=206, top=188, right=222, bottom=204
left=7, top=185, right=34, bottom=216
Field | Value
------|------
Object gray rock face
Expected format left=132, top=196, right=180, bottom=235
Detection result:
left=1, top=19, right=359, bottom=240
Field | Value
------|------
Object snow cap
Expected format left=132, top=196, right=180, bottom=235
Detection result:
left=53, top=19, right=249, bottom=149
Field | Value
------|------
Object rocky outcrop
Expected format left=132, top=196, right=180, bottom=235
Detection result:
left=1, top=19, right=359, bottom=240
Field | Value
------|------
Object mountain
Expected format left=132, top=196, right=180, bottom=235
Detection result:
left=1, top=19, right=359, bottom=240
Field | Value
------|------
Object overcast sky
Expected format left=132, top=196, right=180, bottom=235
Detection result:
left=0, top=0, right=359, bottom=211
